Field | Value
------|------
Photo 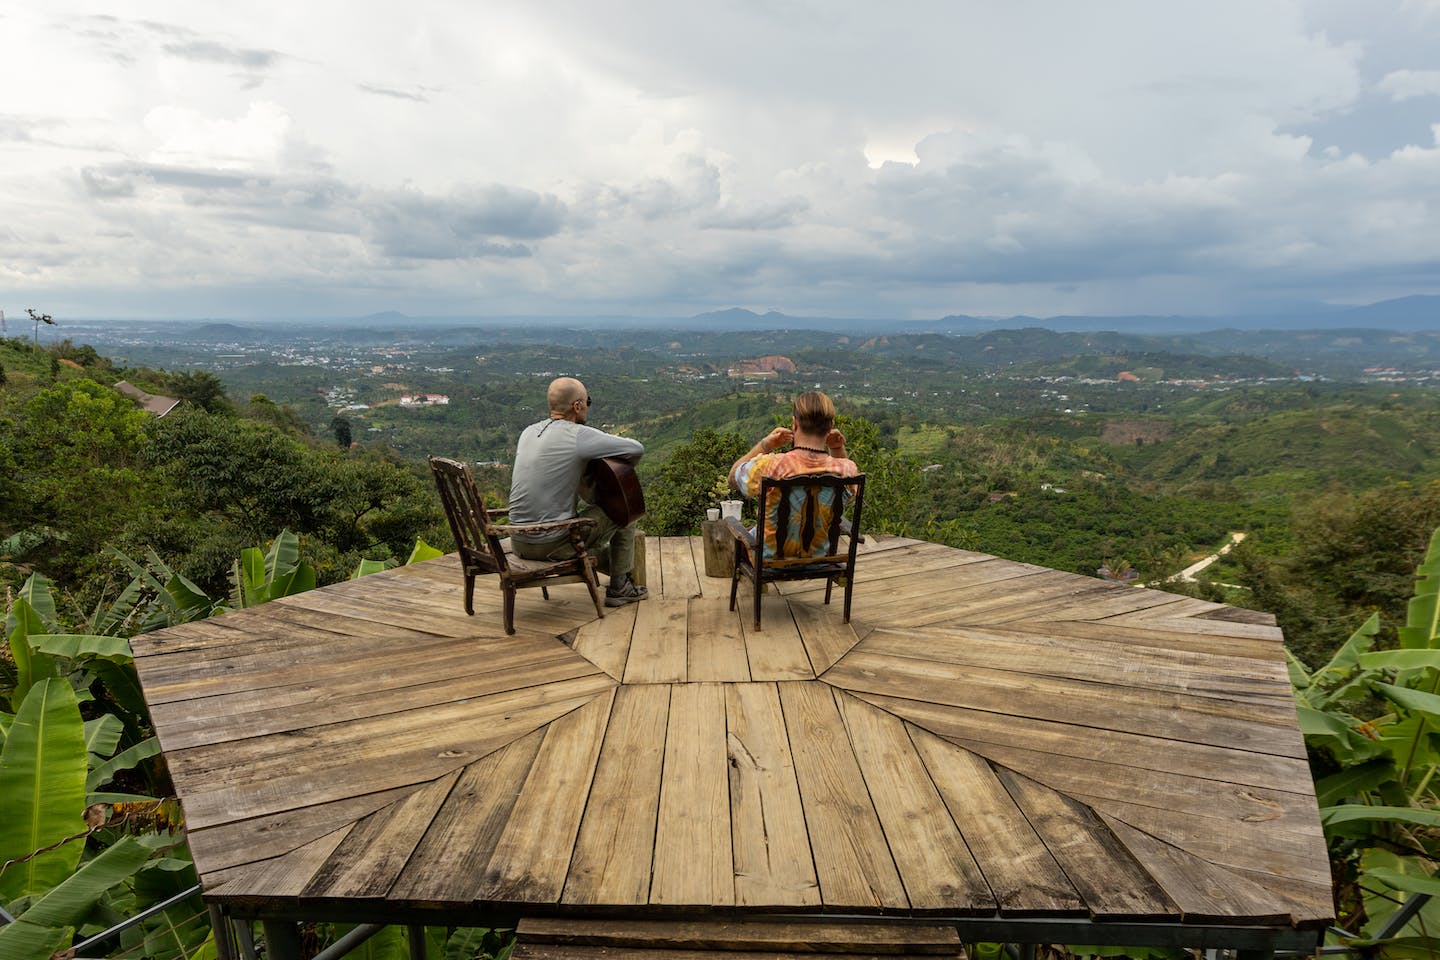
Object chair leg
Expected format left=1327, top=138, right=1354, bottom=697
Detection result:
left=464, top=573, right=475, bottom=616
left=583, top=565, right=605, bottom=618
left=729, top=568, right=740, bottom=612
left=843, top=576, right=853, bottom=623
left=824, top=577, right=834, bottom=605
left=541, top=584, right=550, bottom=600
left=503, top=586, right=516, bottom=635
left=753, top=578, right=763, bottom=631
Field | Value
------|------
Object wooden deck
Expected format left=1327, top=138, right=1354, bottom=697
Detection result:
left=130, top=535, right=1332, bottom=945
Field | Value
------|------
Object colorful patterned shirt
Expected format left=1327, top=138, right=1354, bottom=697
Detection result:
left=733, top=449, right=859, bottom=558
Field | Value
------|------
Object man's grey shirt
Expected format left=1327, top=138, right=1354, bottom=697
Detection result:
left=508, top=418, right=644, bottom=543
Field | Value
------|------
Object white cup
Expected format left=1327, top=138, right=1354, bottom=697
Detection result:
left=706, top=507, right=720, bottom=522
left=720, top=500, right=743, bottom=521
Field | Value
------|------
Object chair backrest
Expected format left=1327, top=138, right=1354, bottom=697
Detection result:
left=755, top=472, right=866, bottom=566
left=429, top=456, right=509, bottom=575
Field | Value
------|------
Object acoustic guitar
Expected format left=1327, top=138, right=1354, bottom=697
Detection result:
left=586, top=457, right=646, bottom=527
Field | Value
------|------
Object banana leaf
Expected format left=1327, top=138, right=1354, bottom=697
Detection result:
left=84, top=715, right=124, bottom=761
left=1372, top=682, right=1440, bottom=723
left=87, top=737, right=161, bottom=796
left=32, top=633, right=136, bottom=664
left=9, top=834, right=151, bottom=929
left=407, top=538, right=444, bottom=564
left=1360, top=649, right=1440, bottom=671
left=1322, top=804, right=1440, bottom=828
left=0, top=917, right=73, bottom=959
left=6, top=597, right=59, bottom=705
left=1399, top=527, right=1440, bottom=649
left=0, top=678, right=88, bottom=902
left=14, top=572, right=60, bottom=632
left=351, top=557, right=394, bottom=579
left=1315, top=758, right=1397, bottom=806
left=1365, top=866, right=1440, bottom=897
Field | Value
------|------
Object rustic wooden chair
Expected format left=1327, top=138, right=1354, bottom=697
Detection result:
left=725, top=472, right=866, bottom=630
left=429, top=456, right=605, bottom=635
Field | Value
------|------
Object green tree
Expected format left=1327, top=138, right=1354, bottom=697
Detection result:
left=163, top=370, right=232, bottom=415
left=644, top=428, right=749, bottom=535
left=331, top=414, right=353, bottom=449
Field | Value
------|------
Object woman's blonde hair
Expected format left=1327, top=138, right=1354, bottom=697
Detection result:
left=793, top=391, right=836, bottom=434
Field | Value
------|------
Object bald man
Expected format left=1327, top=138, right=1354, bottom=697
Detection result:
left=508, top=377, right=648, bottom=605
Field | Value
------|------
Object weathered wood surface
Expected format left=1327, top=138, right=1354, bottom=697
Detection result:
left=132, top=536, right=1331, bottom=931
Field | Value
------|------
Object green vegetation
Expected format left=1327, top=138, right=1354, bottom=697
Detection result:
left=1292, top=527, right=1440, bottom=952
left=7, top=321, right=1440, bottom=955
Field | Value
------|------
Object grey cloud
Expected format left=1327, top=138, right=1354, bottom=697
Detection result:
left=78, top=161, right=564, bottom=261
left=357, top=82, right=431, bottom=102
left=161, top=39, right=279, bottom=70
left=701, top=196, right=810, bottom=231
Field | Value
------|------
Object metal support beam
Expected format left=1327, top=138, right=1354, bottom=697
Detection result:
left=235, top=917, right=258, bottom=960
left=209, top=904, right=236, bottom=960
left=409, top=923, right=428, bottom=959
left=310, top=923, right=387, bottom=960
left=1375, top=891, right=1431, bottom=939
left=262, top=919, right=303, bottom=960
left=67, top=885, right=206, bottom=957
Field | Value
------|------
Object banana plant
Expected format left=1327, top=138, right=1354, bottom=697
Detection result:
left=1290, top=526, right=1440, bottom=952
left=229, top=529, right=317, bottom=608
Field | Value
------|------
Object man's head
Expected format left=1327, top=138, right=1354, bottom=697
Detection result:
left=547, top=377, right=590, bottom=423
left=792, top=390, right=836, bottom=435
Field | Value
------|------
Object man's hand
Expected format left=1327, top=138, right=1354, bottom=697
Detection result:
left=825, top=428, right=847, bottom=455
left=762, top=426, right=793, bottom=453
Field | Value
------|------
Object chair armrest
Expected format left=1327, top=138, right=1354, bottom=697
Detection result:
left=487, top=507, right=511, bottom=519
left=492, top=517, right=598, bottom=538
left=721, top=516, right=755, bottom=547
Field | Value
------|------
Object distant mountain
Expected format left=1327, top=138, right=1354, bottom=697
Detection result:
left=190, top=322, right=266, bottom=341
left=1337, top=295, right=1440, bottom=329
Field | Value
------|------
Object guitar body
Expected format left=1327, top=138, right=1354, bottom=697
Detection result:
left=586, top=457, right=647, bottom=527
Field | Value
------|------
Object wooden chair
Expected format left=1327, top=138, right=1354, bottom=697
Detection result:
left=429, top=456, right=605, bottom=635
left=725, top=473, right=865, bottom=630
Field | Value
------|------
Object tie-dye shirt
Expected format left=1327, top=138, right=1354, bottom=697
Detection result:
left=732, top=449, right=859, bottom=558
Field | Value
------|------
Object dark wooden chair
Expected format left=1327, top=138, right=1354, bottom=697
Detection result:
left=725, top=472, right=865, bottom=630
left=429, top=456, right=605, bottom=635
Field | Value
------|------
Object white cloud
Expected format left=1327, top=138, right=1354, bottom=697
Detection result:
left=1, top=1, right=1438, bottom=318
left=1377, top=68, right=1440, bottom=100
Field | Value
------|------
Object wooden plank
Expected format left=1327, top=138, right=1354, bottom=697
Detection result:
left=301, top=770, right=460, bottom=898
left=186, top=784, right=422, bottom=878
left=153, top=647, right=603, bottom=751
left=170, top=677, right=613, bottom=826
left=1100, top=814, right=1292, bottom=924
left=652, top=683, right=734, bottom=906
left=1078, top=794, right=1332, bottom=889
left=726, top=683, right=819, bottom=908
left=909, top=726, right=1082, bottom=915
left=564, top=685, right=670, bottom=905
left=517, top=917, right=963, bottom=952
left=993, top=767, right=1174, bottom=920
left=790, top=602, right=864, bottom=676
left=952, top=738, right=1324, bottom=844
left=779, top=541, right=993, bottom=596
left=825, top=650, right=1304, bottom=757
left=779, top=682, right=906, bottom=910
left=513, top=947, right=949, bottom=960
left=478, top=691, right=615, bottom=903
left=660, top=536, right=703, bottom=599
left=624, top=598, right=689, bottom=684
left=689, top=534, right=727, bottom=597
left=742, top=597, right=814, bottom=681
left=687, top=597, right=752, bottom=682
left=851, top=691, right=1312, bottom=796
left=1018, top=618, right=1287, bottom=663
left=206, top=825, right=352, bottom=899
left=388, top=728, right=546, bottom=905
left=836, top=693, right=993, bottom=913
left=855, top=626, right=1291, bottom=704
left=570, top=602, right=637, bottom=680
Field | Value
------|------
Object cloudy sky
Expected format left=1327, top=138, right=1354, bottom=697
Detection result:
left=4, top=1, right=1440, bottom=320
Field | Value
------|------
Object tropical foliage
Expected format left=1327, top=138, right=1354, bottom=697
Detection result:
left=1291, top=525, right=1440, bottom=954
